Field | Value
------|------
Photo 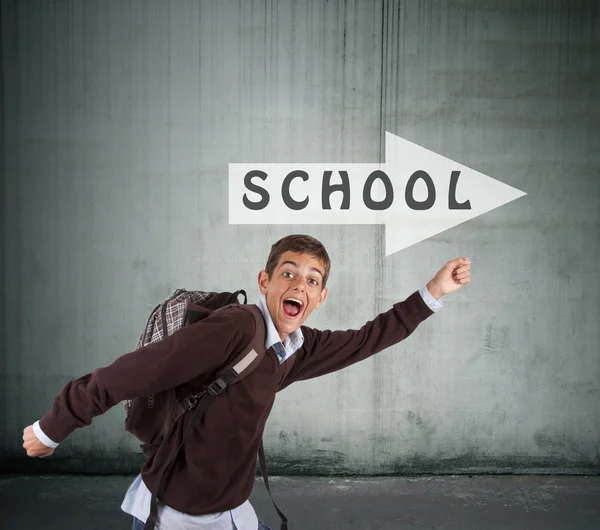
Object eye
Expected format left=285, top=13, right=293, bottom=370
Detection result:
left=283, top=271, right=294, bottom=279
left=308, top=278, right=319, bottom=286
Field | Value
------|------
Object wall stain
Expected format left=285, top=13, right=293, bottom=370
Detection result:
left=3, top=448, right=599, bottom=476
left=406, top=409, right=437, bottom=447
left=533, top=425, right=584, bottom=457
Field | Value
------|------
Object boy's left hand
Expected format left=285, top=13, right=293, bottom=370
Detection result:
left=426, top=257, right=471, bottom=299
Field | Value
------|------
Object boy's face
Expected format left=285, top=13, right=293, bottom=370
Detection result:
left=258, top=251, right=328, bottom=341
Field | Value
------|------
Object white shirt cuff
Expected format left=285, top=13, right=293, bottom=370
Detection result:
left=33, top=420, right=59, bottom=448
left=419, top=285, right=444, bottom=312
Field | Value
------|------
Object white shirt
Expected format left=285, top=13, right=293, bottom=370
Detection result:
left=120, top=474, right=258, bottom=530
left=35, top=286, right=442, bottom=528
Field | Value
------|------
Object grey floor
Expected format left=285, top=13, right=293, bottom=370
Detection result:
left=0, top=474, right=599, bottom=530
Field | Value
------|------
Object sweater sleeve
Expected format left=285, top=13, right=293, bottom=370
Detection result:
left=279, top=290, right=434, bottom=389
left=38, top=307, right=250, bottom=444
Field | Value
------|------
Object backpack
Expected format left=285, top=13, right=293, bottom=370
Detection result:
left=124, top=289, right=261, bottom=446
left=124, top=288, right=288, bottom=530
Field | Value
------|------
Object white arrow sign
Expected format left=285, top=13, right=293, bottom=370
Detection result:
left=229, top=132, right=527, bottom=256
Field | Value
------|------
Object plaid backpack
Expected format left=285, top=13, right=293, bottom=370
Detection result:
left=124, top=289, right=265, bottom=444
left=124, top=288, right=288, bottom=530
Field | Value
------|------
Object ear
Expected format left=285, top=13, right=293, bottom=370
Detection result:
left=315, top=286, right=328, bottom=309
left=258, top=270, right=270, bottom=295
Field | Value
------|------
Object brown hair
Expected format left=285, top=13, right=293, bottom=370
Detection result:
left=265, top=234, right=331, bottom=288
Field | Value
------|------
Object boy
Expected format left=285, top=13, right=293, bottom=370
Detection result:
left=23, top=234, right=471, bottom=530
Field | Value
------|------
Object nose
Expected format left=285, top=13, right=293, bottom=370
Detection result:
left=292, top=278, right=305, bottom=292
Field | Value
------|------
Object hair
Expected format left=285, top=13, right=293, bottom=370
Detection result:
left=265, top=234, right=331, bottom=288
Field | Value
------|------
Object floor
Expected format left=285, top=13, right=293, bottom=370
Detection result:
left=0, top=474, right=598, bottom=529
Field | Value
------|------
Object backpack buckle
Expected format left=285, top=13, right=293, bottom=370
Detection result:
left=206, top=378, right=227, bottom=396
left=182, top=392, right=203, bottom=411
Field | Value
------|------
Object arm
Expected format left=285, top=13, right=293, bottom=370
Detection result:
left=280, top=257, right=471, bottom=388
left=281, top=289, right=433, bottom=387
left=23, top=306, right=253, bottom=454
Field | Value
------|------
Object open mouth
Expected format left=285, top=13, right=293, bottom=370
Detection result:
left=282, top=297, right=304, bottom=318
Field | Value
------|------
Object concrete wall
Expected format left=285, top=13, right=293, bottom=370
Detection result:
left=1, top=0, right=598, bottom=475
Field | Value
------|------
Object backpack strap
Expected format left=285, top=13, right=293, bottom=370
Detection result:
left=258, top=440, right=288, bottom=530
left=231, top=289, right=247, bottom=304
left=144, top=304, right=266, bottom=530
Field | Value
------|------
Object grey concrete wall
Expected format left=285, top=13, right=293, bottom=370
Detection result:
left=1, top=0, right=598, bottom=475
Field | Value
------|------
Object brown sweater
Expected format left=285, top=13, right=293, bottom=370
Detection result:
left=39, top=290, right=433, bottom=514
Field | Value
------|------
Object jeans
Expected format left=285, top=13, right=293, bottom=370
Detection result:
left=132, top=516, right=272, bottom=530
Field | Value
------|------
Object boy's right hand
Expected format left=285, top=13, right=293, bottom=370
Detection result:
left=23, top=425, right=55, bottom=458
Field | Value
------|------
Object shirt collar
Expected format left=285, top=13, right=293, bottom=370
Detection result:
left=255, top=294, right=304, bottom=363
